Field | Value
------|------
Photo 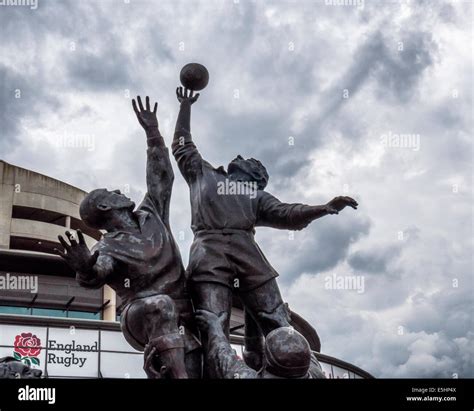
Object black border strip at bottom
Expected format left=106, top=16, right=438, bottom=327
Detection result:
left=0, top=378, right=472, bottom=410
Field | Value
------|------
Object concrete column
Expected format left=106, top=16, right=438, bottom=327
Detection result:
left=102, top=285, right=117, bottom=321
left=0, top=162, right=14, bottom=249
left=65, top=215, right=71, bottom=228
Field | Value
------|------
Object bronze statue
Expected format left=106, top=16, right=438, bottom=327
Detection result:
left=57, top=96, right=201, bottom=379
left=172, top=84, right=357, bottom=373
left=57, top=64, right=359, bottom=379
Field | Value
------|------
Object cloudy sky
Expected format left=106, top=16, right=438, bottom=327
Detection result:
left=0, top=0, right=472, bottom=377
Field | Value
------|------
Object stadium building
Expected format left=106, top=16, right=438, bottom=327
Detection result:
left=0, top=160, right=373, bottom=378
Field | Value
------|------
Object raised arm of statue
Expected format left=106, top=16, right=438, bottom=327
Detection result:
left=132, top=95, right=174, bottom=224
left=256, top=192, right=358, bottom=231
left=172, top=87, right=204, bottom=184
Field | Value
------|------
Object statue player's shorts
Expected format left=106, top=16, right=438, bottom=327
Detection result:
left=187, top=229, right=279, bottom=292
left=120, top=294, right=201, bottom=354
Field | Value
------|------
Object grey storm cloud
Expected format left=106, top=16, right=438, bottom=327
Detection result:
left=291, top=216, right=371, bottom=276
left=348, top=244, right=402, bottom=274
left=0, top=65, right=23, bottom=150
left=259, top=214, right=371, bottom=285
left=0, top=64, right=60, bottom=152
left=248, top=25, right=437, bottom=182
left=66, top=43, right=137, bottom=91
left=0, top=0, right=472, bottom=378
left=371, top=31, right=437, bottom=103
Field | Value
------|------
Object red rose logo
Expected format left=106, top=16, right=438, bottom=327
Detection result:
left=13, top=332, right=41, bottom=366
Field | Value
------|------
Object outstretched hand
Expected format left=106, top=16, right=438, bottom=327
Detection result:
left=132, top=95, right=158, bottom=131
left=55, top=230, right=99, bottom=273
left=176, top=87, right=199, bottom=105
left=325, top=196, right=358, bottom=214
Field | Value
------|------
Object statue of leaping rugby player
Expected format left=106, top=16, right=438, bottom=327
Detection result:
left=57, top=96, right=201, bottom=379
left=172, top=86, right=358, bottom=371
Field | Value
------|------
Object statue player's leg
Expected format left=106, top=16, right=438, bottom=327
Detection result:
left=239, top=278, right=291, bottom=335
left=238, top=279, right=291, bottom=371
left=183, top=347, right=202, bottom=379
left=121, top=294, right=188, bottom=379
left=191, top=281, right=233, bottom=336
left=239, top=279, right=326, bottom=379
left=191, top=281, right=233, bottom=378
left=242, top=306, right=265, bottom=371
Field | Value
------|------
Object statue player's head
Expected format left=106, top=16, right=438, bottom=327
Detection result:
left=227, top=155, right=269, bottom=190
left=259, top=327, right=312, bottom=379
left=0, top=357, right=42, bottom=379
left=80, top=189, right=135, bottom=231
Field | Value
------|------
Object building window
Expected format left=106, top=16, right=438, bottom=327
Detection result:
left=0, top=306, right=30, bottom=315
left=32, top=308, right=67, bottom=318
left=0, top=305, right=101, bottom=320
left=68, top=311, right=100, bottom=320
left=12, top=205, right=68, bottom=227
left=0, top=274, right=104, bottom=316
left=9, top=236, right=62, bottom=255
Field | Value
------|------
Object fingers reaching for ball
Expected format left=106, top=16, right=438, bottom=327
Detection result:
left=176, top=86, right=200, bottom=105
